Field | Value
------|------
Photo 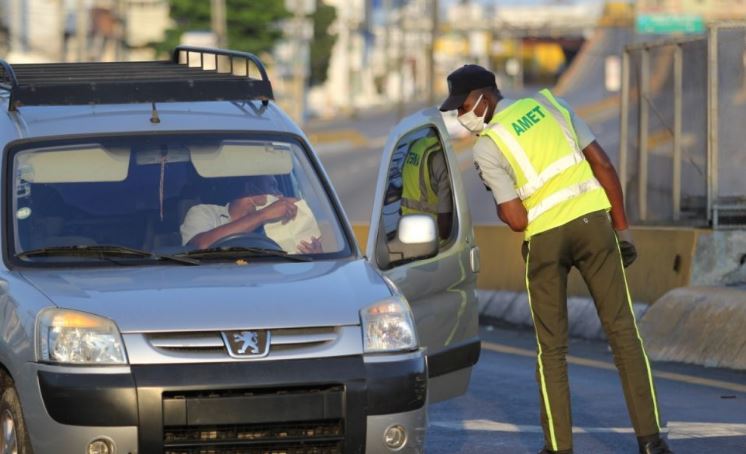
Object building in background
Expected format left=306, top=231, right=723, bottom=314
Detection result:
left=305, top=0, right=607, bottom=118
left=122, top=0, right=170, bottom=60
left=308, top=0, right=378, bottom=117
left=2, top=0, right=170, bottom=63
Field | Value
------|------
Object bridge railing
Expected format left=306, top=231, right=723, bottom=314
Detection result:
left=619, top=23, right=746, bottom=228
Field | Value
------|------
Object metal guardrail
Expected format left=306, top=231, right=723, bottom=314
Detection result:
left=619, top=22, right=746, bottom=228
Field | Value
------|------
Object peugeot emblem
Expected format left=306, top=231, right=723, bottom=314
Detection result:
left=221, top=330, right=271, bottom=358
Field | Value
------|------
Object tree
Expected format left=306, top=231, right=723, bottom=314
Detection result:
left=157, top=0, right=290, bottom=55
left=308, top=1, right=337, bottom=86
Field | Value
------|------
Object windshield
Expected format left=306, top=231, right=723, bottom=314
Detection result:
left=9, top=134, right=352, bottom=265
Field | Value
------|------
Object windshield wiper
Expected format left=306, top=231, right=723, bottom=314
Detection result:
left=178, top=246, right=312, bottom=262
left=16, top=245, right=200, bottom=265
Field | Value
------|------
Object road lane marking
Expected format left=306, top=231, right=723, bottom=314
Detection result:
left=481, top=341, right=746, bottom=394
left=431, top=419, right=634, bottom=434
left=667, top=422, right=746, bottom=440
left=430, top=420, right=746, bottom=441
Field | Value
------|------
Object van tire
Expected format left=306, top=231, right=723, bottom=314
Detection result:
left=0, top=382, right=33, bottom=454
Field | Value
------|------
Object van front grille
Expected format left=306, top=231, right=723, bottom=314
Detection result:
left=146, top=327, right=339, bottom=360
left=164, top=442, right=342, bottom=454
left=163, top=420, right=344, bottom=454
left=161, top=385, right=346, bottom=454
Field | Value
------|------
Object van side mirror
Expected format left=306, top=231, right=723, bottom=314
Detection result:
left=387, top=215, right=438, bottom=264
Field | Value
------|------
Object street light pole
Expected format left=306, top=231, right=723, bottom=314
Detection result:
left=382, top=0, right=391, bottom=99
left=397, top=4, right=406, bottom=120
left=211, top=0, right=227, bottom=48
left=115, top=0, right=128, bottom=61
left=76, top=0, right=88, bottom=61
left=57, top=0, right=66, bottom=61
left=427, top=0, right=439, bottom=105
left=292, top=6, right=306, bottom=124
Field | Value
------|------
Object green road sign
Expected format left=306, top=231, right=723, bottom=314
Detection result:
left=636, top=15, right=705, bottom=34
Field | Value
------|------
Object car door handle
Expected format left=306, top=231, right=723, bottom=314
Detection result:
left=470, top=246, right=480, bottom=274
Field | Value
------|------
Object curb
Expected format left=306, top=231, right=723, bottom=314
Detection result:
left=477, top=289, right=649, bottom=341
left=639, top=287, right=746, bottom=370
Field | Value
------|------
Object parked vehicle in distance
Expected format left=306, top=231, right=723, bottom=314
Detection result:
left=0, top=47, right=480, bottom=453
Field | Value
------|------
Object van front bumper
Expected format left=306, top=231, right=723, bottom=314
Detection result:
left=27, top=353, right=427, bottom=453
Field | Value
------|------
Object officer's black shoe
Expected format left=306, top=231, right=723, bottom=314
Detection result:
left=638, top=436, right=673, bottom=454
left=537, top=448, right=573, bottom=454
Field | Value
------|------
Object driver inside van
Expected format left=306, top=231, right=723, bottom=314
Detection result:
left=180, top=175, right=322, bottom=253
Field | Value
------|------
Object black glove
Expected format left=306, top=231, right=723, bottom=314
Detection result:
left=619, top=240, right=637, bottom=268
left=615, top=229, right=637, bottom=268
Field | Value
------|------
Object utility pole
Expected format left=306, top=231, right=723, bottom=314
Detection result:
left=57, top=0, right=67, bottom=61
left=382, top=0, right=391, bottom=99
left=292, top=5, right=306, bottom=124
left=211, top=0, right=228, bottom=48
left=76, top=0, right=88, bottom=61
left=346, top=4, right=356, bottom=116
left=426, top=0, right=438, bottom=105
left=284, top=0, right=314, bottom=124
left=397, top=3, right=406, bottom=120
left=115, top=0, right=128, bottom=61
left=10, top=0, right=28, bottom=54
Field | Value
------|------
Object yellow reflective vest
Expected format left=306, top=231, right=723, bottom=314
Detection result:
left=401, top=136, right=441, bottom=217
left=480, top=89, right=611, bottom=239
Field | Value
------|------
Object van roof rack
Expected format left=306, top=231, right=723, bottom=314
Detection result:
left=0, top=46, right=274, bottom=111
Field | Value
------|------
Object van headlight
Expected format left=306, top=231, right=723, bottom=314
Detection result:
left=36, top=309, right=127, bottom=365
left=361, top=298, right=418, bottom=353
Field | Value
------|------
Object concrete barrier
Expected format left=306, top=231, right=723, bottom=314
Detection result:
left=639, top=287, right=746, bottom=370
left=353, top=223, right=705, bottom=304
left=478, top=290, right=649, bottom=341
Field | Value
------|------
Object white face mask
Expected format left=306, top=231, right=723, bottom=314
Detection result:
left=457, top=94, right=487, bottom=133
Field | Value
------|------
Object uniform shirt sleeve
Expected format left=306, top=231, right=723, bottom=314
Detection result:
left=556, top=97, right=596, bottom=150
left=428, top=150, right=454, bottom=214
left=472, top=136, right=520, bottom=204
left=180, top=204, right=226, bottom=246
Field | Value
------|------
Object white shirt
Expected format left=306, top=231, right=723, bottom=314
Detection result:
left=180, top=204, right=232, bottom=246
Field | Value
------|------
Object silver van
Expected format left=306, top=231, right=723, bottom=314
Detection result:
left=0, top=47, right=480, bottom=454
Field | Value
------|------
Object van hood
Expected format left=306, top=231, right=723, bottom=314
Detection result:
left=20, top=259, right=389, bottom=333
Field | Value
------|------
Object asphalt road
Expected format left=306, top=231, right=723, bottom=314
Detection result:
left=425, top=323, right=746, bottom=453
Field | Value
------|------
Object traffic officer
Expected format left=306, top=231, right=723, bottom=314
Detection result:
left=439, top=64, right=673, bottom=454
left=401, top=135, right=453, bottom=240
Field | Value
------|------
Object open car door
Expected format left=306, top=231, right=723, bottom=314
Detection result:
left=366, top=107, right=481, bottom=402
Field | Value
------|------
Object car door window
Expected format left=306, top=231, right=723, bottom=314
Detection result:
left=375, top=126, right=457, bottom=269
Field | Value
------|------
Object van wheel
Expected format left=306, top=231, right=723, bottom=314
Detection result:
left=0, top=384, right=32, bottom=454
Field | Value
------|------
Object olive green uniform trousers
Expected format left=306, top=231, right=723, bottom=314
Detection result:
left=522, top=210, right=661, bottom=451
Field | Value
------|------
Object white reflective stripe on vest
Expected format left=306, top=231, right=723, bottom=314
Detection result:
left=516, top=152, right=585, bottom=200
left=491, top=123, right=538, bottom=183
left=527, top=178, right=602, bottom=223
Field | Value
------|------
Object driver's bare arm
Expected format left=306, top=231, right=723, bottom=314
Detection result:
left=188, top=198, right=299, bottom=250
left=259, top=198, right=299, bottom=225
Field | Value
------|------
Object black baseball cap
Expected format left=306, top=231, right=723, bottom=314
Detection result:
left=439, top=64, right=497, bottom=112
